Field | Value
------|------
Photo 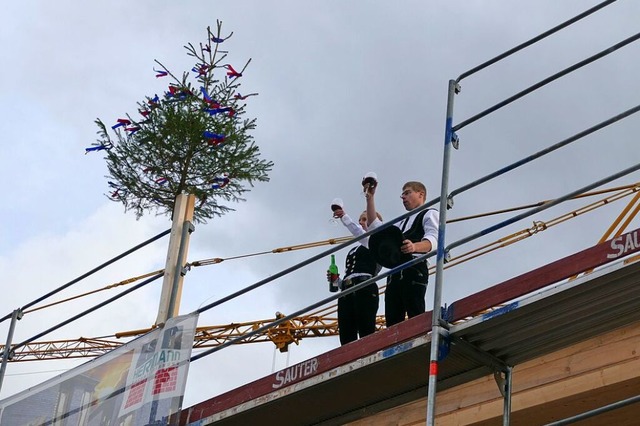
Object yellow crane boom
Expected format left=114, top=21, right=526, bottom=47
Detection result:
left=4, top=315, right=387, bottom=362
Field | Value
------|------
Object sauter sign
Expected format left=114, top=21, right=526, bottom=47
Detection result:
left=608, top=229, right=640, bottom=259
left=272, top=358, right=318, bottom=389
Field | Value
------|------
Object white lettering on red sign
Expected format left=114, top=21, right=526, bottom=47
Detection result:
left=272, top=358, right=318, bottom=389
left=607, top=230, right=640, bottom=259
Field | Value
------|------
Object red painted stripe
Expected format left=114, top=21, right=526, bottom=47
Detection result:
left=449, top=227, right=640, bottom=322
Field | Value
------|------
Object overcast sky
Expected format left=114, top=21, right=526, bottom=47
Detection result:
left=1, top=0, right=639, bottom=409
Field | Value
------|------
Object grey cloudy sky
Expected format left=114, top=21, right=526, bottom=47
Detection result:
left=1, top=0, right=639, bottom=409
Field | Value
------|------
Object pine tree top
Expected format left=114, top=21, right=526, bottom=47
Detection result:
left=89, top=21, right=273, bottom=223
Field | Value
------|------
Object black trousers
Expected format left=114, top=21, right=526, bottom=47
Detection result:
left=385, top=263, right=429, bottom=327
left=338, top=277, right=379, bottom=345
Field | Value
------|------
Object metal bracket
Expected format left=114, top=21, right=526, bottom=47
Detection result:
left=432, top=324, right=451, bottom=362
left=494, top=370, right=508, bottom=398
left=451, top=132, right=460, bottom=150
left=449, top=335, right=510, bottom=377
left=179, top=222, right=195, bottom=277
left=437, top=318, right=451, bottom=330
left=454, top=83, right=462, bottom=94
left=438, top=336, right=450, bottom=362
left=446, top=195, right=454, bottom=210
left=442, top=304, right=453, bottom=323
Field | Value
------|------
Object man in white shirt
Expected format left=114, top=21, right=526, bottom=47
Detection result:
left=329, top=208, right=382, bottom=344
left=365, top=180, right=439, bottom=327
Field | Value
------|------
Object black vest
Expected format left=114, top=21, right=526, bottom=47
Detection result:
left=400, top=209, right=434, bottom=277
left=345, top=245, right=380, bottom=276
left=401, top=209, right=431, bottom=246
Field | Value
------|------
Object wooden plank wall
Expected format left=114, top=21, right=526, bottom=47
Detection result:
left=346, top=320, right=640, bottom=425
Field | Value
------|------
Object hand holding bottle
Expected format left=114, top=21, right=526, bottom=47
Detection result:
left=328, top=254, right=340, bottom=292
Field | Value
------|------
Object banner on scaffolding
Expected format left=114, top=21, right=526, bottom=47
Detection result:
left=0, top=312, right=198, bottom=425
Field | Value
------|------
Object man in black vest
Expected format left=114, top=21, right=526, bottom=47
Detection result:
left=365, top=180, right=439, bottom=327
left=329, top=207, right=383, bottom=345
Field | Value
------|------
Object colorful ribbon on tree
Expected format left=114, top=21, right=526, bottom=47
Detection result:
left=85, top=142, right=113, bottom=154
left=203, top=131, right=226, bottom=146
left=107, top=181, right=126, bottom=199
left=200, top=87, right=219, bottom=108
left=154, top=68, right=168, bottom=78
left=205, top=107, right=234, bottom=117
left=111, top=118, right=131, bottom=129
left=211, top=31, right=232, bottom=44
left=192, top=64, right=209, bottom=76
left=224, top=64, right=242, bottom=79
left=211, top=175, right=230, bottom=189
left=235, top=92, right=258, bottom=100
left=165, top=85, right=190, bottom=100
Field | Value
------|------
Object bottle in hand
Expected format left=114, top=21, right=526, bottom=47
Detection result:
left=328, top=254, right=340, bottom=292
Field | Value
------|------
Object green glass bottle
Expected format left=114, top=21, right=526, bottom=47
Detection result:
left=328, top=254, right=340, bottom=292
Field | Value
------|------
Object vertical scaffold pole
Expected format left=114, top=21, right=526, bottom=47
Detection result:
left=503, top=366, right=513, bottom=426
left=0, top=308, right=23, bottom=394
left=426, top=79, right=458, bottom=425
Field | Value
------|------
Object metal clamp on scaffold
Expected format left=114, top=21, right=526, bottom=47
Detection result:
left=451, top=132, right=460, bottom=150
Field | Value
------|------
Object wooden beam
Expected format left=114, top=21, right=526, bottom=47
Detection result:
left=345, top=320, right=640, bottom=425
left=156, top=193, right=195, bottom=325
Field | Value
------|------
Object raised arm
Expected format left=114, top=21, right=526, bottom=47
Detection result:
left=334, top=208, right=370, bottom=248
left=365, top=184, right=377, bottom=227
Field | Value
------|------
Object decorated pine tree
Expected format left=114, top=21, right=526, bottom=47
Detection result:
left=88, top=21, right=273, bottom=223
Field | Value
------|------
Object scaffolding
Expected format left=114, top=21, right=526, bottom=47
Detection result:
left=427, top=0, right=640, bottom=424
left=2, top=1, right=640, bottom=424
